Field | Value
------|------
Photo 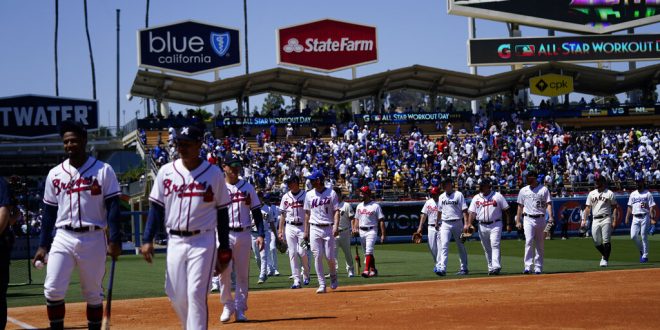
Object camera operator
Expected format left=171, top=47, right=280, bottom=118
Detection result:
left=1, top=177, right=19, bottom=329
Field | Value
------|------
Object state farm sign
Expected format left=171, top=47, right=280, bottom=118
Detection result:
left=277, top=19, right=378, bottom=72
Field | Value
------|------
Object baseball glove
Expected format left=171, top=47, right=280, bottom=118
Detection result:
left=215, top=248, right=232, bottom=275
left=544, top=221, right=554, bottom=233
left=300, top=239, right=310, bottom=251
left=460, top=226, right=475, bottom=243
left=276, top=238, right=288, bottom=253
left=412, top=231, right=423, bottom=244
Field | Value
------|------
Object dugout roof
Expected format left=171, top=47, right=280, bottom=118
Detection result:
left=130, top=62, right=660, bottom=106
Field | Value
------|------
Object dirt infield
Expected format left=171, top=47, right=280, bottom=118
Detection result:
left=8, top=268, right=660, bottom=329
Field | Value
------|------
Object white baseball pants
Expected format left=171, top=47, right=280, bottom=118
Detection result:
left=359, top=228, right=377, bottom=255
left=436, top=220, right=468, bottom=272
left=251, top=231, right=270, bottom=279
left=427, top=225, right=441, bottom=264
left=268, top=231, right=279, bottom=274
left=334, top=229, right=354, bottom=273
left=310, top=225, right=337, bottom=288
left=285, top=224, right=309, bottom=285
left=592, top=216, right=612, bottom=246
left=219, top=230, right=251, bottom=313
left=631, top=215, right=650, bottom=258
left=524, top=217, right=545, bottom=272
left=478, top=221, right=503, bottom=272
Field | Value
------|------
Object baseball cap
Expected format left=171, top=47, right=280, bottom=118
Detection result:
left=59, top=120, right=87, bottom=139
left=285, top=175, right=300, bottom=184
left=480, top=178, right=492, bottom=186
left=306, top=170, right=324, bottom=181
left=224, top=153, right=242, bottom=167
left=176, top=126, right=203, bottom=142
left=442, top=177, right=453, bottom=184
left=359, top=186, right=372, bottom=195
left=429, top=186, right=441, bottom=195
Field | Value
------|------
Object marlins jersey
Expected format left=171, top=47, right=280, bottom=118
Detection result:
left=149, top=159, right=230, bottom=232
left=280, top=190, right=305, bottom=224
left=438, top=191, right=467, bottom=220
left=421, top=198, right=439, bottom=225
left=338, top=201, right=354, bottom=230
left=43, top=157, right=120, bottom=228
left=586, top=189, right=616, bottom=218
left=355, top=201, right=384, bottom=228
left=517, top=185, right=551, bottom=215
left=304, top=188, right=339, bottom=225
left=225, top=179, right=261, bottom=229
left=468, top=191, right=509, bottom=222
left=628, top=190, right=656, bottom=215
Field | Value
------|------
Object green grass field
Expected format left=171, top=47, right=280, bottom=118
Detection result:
left=8, top=235, right=660, bottom=308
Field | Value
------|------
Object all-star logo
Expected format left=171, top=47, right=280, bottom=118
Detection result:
left=535, top=79, right=549, bottom=92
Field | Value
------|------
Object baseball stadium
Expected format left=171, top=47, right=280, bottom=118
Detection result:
left=1, top=1, right=660, bottom=329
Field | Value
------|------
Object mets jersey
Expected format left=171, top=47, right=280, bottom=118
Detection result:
left=304, top=188, right=339, bottom=225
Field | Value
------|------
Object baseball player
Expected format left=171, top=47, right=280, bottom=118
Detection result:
left=582, top=176, right=617, bottom=267
left=32, top=121, right=122, bottom=330
left=624, top=178, right=656, bottom=263
left=265, top=194, right=281, bottom=277
left=333, top=187, right=355, bottom=277
left=515, top=170, right=554, bottom=274
left=352, top=186, right=386, bottom=277
left=216, top=153, right=265, bottom=322
left=303, top=170, right=340, bottom=294
left=435, top=178, right=469, bottom=276
left=415, top=187, right=442, bottom=269
left=467, top=179, right=510, bottom=275
left=252, top=191, right=272, bottom=284
left=141, top=125, right=231, bottom=329
left=278, top=175, right=310, bottom=289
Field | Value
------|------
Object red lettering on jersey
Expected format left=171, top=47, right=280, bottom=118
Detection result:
left=163, top=179, right=210, bottom=200
left=52, top=176, right=101, bottom=196
left=90, top=179, right=101, bottom=196
left=477, top=200, right=497, bottom=207
left=203, top=186, right=214, bottom=202
left=358, top=208, right=374, bottom=216
left=426, top=205, right=438, bottom=213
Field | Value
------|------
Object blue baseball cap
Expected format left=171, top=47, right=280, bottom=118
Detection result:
left=306, top=170, right=324, bottom=181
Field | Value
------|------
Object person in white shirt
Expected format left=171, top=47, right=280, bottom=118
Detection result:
left=467, top=179, right=510, bottom=275
left=582, top=176, right=617, bottom=267
left=515, top=170, right=554, bottom=274
left=624, top=178, right=657, bottom=263
left=264, top=195, right=281, bottom=277
left=252, top=192, right=273, bottom=284
left=278, top=176, right=310, bottom=289
left=352, top=186, right=386, bottom=278
left=414, top=187, right=442, bottom=269
left=435, top=178, right=469, bottom=276
left=286, top=124, right=294, bottom=142
left=332, top=187, right=355, bottom=277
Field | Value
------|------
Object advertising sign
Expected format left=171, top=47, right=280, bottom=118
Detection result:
left=277, top=19, right=378, bottom=72
left=449, top=0, right=660, bottom=34
left=216, top=115, right=332, bottom=127
left=529, top=74, right=574, bottom=97
left=138, top=20, right=240, bottom=75
left=469, top=34, right=660, bottom=66
left=360, top=112, right=467, bottom=123
left=0, top=95, right=98, bottom=139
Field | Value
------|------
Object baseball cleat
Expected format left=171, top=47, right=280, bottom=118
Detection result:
left=488, top=270, right=494, bottom=275
left=640, top=257, right=648, bottom=263
left=600, top=258, right=608, bottom=267
left=235, top=311, right=247, bottom=322
left=456, top=270, right=469, bottom=276
left=303, top=277, right=310, bottom=285
left=220, top=307, right=234, bottom=322
left=493, top=268, right=501, bottom=275
left=330, top=274, right=338, bottom=289
left=523, top=269, right=531, bottom=275
left=210, top=283, right=219, bottom=292
left=316, top=286, right=326, bottom=294
left=435, top=269, right=446, bottom=277
left=291, top=283, right=302, bottom=289
left=257, top=276, right=267, bottom=284
left=534, top=271, right=542, bottom=275
left=288, top=275, right=295, bottom=279
left=348, top=270, right=355, bottom=278
left=324, top=274, right=331, bottom=279
left=361, top=270, right=370, bottom=278
left=273, top=270, right=280, bottom=276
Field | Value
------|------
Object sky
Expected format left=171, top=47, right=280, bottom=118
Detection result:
left=1, top=0, right=658, bottom=128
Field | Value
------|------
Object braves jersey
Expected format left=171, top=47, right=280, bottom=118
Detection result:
left=355, top=201, right=384, bottom=227
left=225, top=179, right=261, bottom=229
left=586, top=189, right=616, bottom=218
left=468, top=191, right=509, bottom=222
left=279, top=190, right=305, bottom=224
left=43, top=157, right=120, bottom=228
left=304, top=188, right=339, bottom=225
left=517, top=185, right=551, bottom=216
left=438, top=191, right=467, bottom=221
left=421, top=198, right=439, bottom=225
left=338, top=201, right=354, bottom=230
left=628, top=190, right=655, bottom=215
left=149, top=159, right=230, bottom=232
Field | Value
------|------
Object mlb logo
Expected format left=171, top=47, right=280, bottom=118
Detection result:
left=515, top=45, right=536, bottom=57
left=211, top=32, right=231, bottom=57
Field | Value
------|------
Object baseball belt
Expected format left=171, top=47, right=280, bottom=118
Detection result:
left=287, top=221, right=303, bottom=226
left=523, top=213, right=544, bottom=218
left=633, top=213, right=648, bottom=218
left=311, top=223, right=332, bottom=227
left=169, top=229, right=201, bottom=237
left=229, top=226, right=250, bottom=232
left=443, top=219, right=460, bottom=222
left=479, top=219, right=501, bottom=225
left=359, top=226, right=374, bottom=231
left=61, top=225, right=102, bottom=233
left=593, top=214, right=609, bottom=220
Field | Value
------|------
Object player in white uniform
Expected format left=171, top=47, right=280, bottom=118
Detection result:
left=624, top=178, right=657, bottom=263
left=582, top=176, right=618, bottom=267
left=278, top=175, right=311, bottom=289
left=415, top=186, right=442, bottom=269
left=334, top=187, right=355, bottom=277
left=251, top=191, right=273, bottom=284
left=141, top=125, right=231, bottom=329
left=265, top=194, right=281, bottom=277
left=467, top=179, right=510, bottom=275
left=515, top=170, right=554, bottom=274
left=303, top=170, right=340, bottom=294
left=436, top=178, right=469, bottom=276
left=33, top=121, right=122, bottom=330
left=217, top=153, right=265, bottom=322
left=352, top=186, right=386, bottom=278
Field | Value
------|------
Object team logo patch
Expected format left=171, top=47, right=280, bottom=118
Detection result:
left=210, top=32, right=231, bottom=57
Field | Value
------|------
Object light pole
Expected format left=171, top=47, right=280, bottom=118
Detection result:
left=243, top=0, right=250, bottom=116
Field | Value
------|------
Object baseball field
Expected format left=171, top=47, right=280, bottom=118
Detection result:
left=7, top=235, right=660, bottom=329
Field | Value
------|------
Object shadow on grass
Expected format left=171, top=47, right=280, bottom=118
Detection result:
left=7, top=292, right=43, bottom=298
left=333, top=288, right=390, bottom=293
left=244, top=316, right=337, bottom=323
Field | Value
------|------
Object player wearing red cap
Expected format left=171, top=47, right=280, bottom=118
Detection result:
left=352, top=186, right=386, bottom=278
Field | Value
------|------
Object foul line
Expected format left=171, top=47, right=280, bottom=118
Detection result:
left=7, top=316, right=37, bottom=329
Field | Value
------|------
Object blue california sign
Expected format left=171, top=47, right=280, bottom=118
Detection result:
left=138, top=20, right=241, bottom=75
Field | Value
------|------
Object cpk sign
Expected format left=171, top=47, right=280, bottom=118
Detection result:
left=449, top=0, right=660, bottom=34
left=277, top=19, right=378, bottom=72
left=138, top=20, right=240, bottom=75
